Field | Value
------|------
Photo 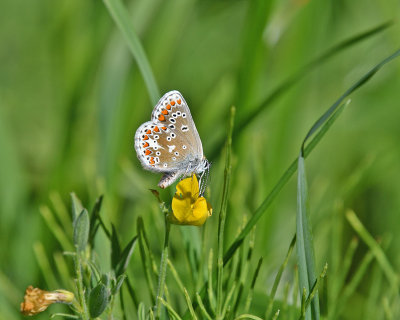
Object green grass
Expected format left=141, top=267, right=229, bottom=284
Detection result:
left=1, top=0, right=400, bottom=319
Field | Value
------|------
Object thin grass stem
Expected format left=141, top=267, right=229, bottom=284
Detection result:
left=346, top=209, right=399, bottom=292
left=265, top=235, right=296, bottom=318
left=183, top=288, right=197, bottom=320
left=158, top=297, right=182, bottom=320
left=216, top=106, right=235, bottom=318
left=155, top=218, right=171, bottom=318
left=196, top=293, right=213, bottom=320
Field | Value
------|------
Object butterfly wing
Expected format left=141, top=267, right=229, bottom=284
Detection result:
left=134, top=91, right=204, bottom=186
left=151, top=91, right=203, bottom=158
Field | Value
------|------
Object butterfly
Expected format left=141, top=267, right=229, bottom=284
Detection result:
left=134, top=90, right=210, bottom=190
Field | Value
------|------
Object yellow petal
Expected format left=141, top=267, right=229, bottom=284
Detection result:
left=169, top=174, right=210, bottom=226
left=175, top=175, right=199, bottom=202
left=171, top=191, right=192, bottom=223
left=190, top=197, right=209, bottom=226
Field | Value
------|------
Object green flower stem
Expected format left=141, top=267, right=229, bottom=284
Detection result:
left=155, top=217, right=171, bottom=318
left=74, top=254, right=89, bottom=320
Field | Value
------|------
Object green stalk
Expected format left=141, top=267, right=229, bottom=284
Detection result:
left=155, top=217, right=171, bottom=318
left=74, top=254, right=89, bottom=320
left=346, top=210, right=399, bottom=292
left=216, top=106, right=235, bottom=318
left=265, top=235, right=296, bottom=319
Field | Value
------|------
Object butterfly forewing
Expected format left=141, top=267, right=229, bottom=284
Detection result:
left=134, top=91, right=204, bottom=175
left=151, top=91, right=203, bottom=157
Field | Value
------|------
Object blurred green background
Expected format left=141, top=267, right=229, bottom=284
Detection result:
left=1, top=0, right=400, bottom=319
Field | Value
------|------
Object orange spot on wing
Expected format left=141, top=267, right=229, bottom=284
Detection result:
left=162, top=126, right=167, bottom=130
left=149, top=157, right=155, bottom=165
left=166, top=104, right=171, bottom=110
left=146, top=129, right=151, bottom=134
left=161, top=109, right=168, bottom=115
left=143, top=135, right=149, bottom=140
left=153, top=126, right=159, bottom=132
left=177, top=99, right=182, bottom=104
left=158, top=114, right=165, bottom=121
left=143, top=142, right=149, bottom=147
left=170, top=101, right=175, bottom=106
left=145, top=149, right=151, bottom=155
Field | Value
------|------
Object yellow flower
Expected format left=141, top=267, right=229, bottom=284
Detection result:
left=20, top=286, right=74, bottom=316
left=169, top=174, right=212, bottom=226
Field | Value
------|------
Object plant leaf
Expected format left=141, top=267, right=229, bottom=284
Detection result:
left=70, top=193, right=84, bottom=224
left=112, top=274, right=127, bottom=295
left=111, top=224, right=121, bottom=270
left=73, top=209, right=90, bottom=252
left=102, top=0, right=160, bottom=105
left=116, top=235, right=138, bottom=277
left=296, top=155, right=319, bottom=320
left=89, top=283, right=111, bottom=318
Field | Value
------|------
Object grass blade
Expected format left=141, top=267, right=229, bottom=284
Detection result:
left=223, top=101, right=347, bottom=266
left=158, top=297, right=183, bottom=320
left=216, top=106, right=236, bottom=317
left=298, top=264, right=328, bottom=320
left=102, top=0, right=160, bottom=105
left=296, top=154, right=319, bottom=320
left=345, top=209, right=399, bottom=292
left=330, top=250, right=374, bottom=319
left=209, top=21, right=393, bottom=160
left=244, top=257, right=263, bottom=313
left=301, top=48, right=400, bottom=152
left=196, top=293, right=213, bottom=320
left=184, top=288, right=198, bottom=320
left=224, top=46, right=400, bottom=266
left=265, top=235, right=296, bottom=319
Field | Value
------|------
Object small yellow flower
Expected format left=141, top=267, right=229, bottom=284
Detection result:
left=20, top=286, right=74, bottom=316
left=169, top=174, right=212, bottom=226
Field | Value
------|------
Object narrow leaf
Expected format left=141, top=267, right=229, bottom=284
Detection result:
left=116, top=235, right=138, bottom=276
left=70, top=193, right=84, bottom=224
left=102, top=0, right=160, bottom=105
left=296, top=155, right=319, bottom=320
left=73, top=209, right=90, bottom=252
left=112, top=274, right=127, bottom=295
left=89, top=195, right=104, bottom=243
left=111, top=224, right=121, bottom=270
